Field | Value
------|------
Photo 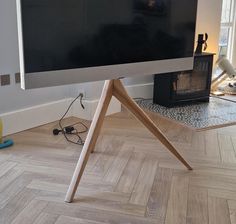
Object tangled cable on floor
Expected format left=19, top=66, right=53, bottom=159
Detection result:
left=53, top=93, right=88, bottom=145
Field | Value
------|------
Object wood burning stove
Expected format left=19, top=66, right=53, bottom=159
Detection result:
left=153, top=53, right=214, bottom=107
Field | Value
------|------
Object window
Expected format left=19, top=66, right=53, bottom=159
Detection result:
left=219, top=0, right=236, bottom=62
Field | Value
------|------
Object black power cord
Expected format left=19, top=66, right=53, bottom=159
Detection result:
left=53, top=93, right=88, bottom=145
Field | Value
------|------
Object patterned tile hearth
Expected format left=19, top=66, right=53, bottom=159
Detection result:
left=137, top=97, right=236, bottom=130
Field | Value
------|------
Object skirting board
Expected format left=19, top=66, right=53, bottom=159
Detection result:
left=126, top=82, right=153, bottom=99
left=0, top=99, right=73, bottom=136
left=0, top=97, right=121, bottom=136
left=0, top=82, right=151, bottom=136
left=72, top=96, right=121, bottom=120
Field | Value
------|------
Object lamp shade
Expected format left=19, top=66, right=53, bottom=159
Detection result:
left=216, top=56, right=236, bottom=78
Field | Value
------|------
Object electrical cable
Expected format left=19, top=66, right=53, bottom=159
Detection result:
left=56, top=93, right=88, bottom=145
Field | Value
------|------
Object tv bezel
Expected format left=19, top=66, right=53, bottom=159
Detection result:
left=16, top=0, right=196, bottom=89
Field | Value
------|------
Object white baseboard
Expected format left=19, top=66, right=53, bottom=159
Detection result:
left=126, top=82, right=153, bottom=99
left=0, top=83, right=152, bottom=136
left=0, top=97, right=121, bottom=136
left=0, top=99, right=73, bottom=136
left=72, top=96, right=121, bottom=120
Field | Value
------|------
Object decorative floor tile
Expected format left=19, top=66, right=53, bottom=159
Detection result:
left=137, top=97, right=236, bottom=130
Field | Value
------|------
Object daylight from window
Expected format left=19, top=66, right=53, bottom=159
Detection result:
left=219, top=0, right=235, bottom=61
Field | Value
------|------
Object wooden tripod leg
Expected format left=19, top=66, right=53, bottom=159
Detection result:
left=113, top=80, right=192, bottom=170
left=65, top=80, right=114, bottom=203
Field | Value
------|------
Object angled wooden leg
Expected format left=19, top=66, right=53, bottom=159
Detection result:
left=65, top=79, right=192, bottom=203
left=65, top=80, right=114, bottom=203
left=113, top=80, right=192, bottom=170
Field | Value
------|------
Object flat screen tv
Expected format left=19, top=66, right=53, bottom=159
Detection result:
left=17, top=0, right=198, bottom=89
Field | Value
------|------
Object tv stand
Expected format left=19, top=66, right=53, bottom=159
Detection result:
left=65, top=79, right=192, bottom=203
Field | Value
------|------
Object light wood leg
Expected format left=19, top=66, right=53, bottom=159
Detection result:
left=65, top=80, right=113, bottom=203
left=65, top=79, right=192, bottom=203
left=113, top=80, right=192, bottom=170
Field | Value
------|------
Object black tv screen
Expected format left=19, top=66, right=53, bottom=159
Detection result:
left=20, top=0, right=198, bottom=74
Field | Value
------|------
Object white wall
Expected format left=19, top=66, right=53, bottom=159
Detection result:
left=195, top=0, right=223, bottom=65
left=0, top=0, right=223, bottom=115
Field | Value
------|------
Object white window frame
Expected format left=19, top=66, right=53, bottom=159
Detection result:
left=220, top=0, right=236, bottom=66
left=232, top=2, right=236, bottom=66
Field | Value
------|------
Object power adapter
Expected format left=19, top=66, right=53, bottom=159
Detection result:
left=64, top=126, right=75, bottom=134
left=53, top=126, right=75, bottom=135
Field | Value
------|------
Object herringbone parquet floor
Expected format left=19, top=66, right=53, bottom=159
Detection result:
left=1, top=109, right=236, bottom=224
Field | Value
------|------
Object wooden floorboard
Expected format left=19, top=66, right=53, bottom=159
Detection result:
left=1, top=111, right=236, bottom=223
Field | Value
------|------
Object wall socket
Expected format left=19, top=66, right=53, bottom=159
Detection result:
left=0, top=74, right=11, bottom=86
left=15, top=73, right=21, bottom=83
left=78, top=90, right=86, bottom=98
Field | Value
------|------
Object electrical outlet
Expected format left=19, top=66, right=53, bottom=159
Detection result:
left=78, top=90, right=86, bottom=98
left=15, top=73, right=21, bottom=83
left=0, top=74, right=11, bottom=86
